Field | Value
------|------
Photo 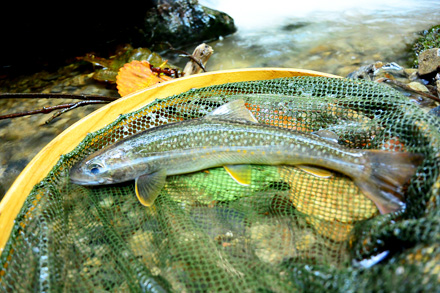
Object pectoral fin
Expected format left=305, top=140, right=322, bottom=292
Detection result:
left=224, top=165, right=252, bottom=185
left=135, top=168, right=167, bottom=206
left=312, top=129, right=339, bottom=144
left=297, top=165, right=333, bottom=178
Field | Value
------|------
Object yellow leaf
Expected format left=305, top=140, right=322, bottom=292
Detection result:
left=116, top=60, right=173, bottom=96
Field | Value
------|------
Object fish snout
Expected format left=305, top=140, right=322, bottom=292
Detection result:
left=69, top=162, right=100, bottom=185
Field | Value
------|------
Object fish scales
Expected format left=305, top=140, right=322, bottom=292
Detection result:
left=70, top=100, right=423, bottom=214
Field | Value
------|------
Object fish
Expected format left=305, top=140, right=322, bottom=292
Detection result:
left=70, top=99, right=423, bottom=214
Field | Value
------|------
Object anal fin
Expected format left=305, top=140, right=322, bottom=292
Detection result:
left=135, top=168, right=167, bottom=206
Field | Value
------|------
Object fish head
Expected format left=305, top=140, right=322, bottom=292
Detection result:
left=70, top=156, right=116, bottom=185
left=70, top=147, right=154, bottom=186
left=69, top=146, right=137, bottom=185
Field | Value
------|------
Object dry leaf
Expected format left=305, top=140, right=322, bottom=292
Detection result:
left=116, top=60, right=173, bottom=96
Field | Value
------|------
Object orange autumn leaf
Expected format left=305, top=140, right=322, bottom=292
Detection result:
left=116, top=60, right=173, bottom=96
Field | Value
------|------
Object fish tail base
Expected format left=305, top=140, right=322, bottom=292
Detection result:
left=357, top=150, right=424, bottom=214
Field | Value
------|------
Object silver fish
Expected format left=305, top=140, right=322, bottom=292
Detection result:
left=70, top=100, right=423, bottom=214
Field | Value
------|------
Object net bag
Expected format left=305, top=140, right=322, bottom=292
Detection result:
left=1, top=76, right=439, bottom=292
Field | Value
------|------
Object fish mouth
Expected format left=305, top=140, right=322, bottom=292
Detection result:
left=69, top=175, right=104, bottom=186
left=70, top=176, right=99, bottom=186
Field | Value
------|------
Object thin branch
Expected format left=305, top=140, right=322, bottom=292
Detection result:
left=0, top=93, right=119, bottom=102
left=0, top=100, right=109, bottom=121
left=164, top=42, right=207, bottom=73
left=44, top=100, right=110, bottom=124
left=379, top=78, right=440, bottom=103
left=179, top=53, right=207, bottom=72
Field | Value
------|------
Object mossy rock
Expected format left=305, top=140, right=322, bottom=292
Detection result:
left=410, top=24, right=440, bottom=67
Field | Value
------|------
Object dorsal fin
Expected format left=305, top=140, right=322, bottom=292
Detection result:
left=206, top=99, right=258, bottom=122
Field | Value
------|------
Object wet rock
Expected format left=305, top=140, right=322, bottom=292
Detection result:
left=418, top=48, right=440, bottom=76
left=408, top=70, right=429, bottom=84
left=404, top=68, right=418, bottom=77
left=437, top=80, right=440, bottom=98
left=281, top=22, right=309, bottom=31
left=407, top=81, right=430, bottom=93
left=0, top=159, right=29, bottom=200
left=346, top=62, right=383, bottom=80
left=142, top=0, right=236, bottom=47
left=346, top=61, right=408, bottom=82
left=428, top=105, right=440, bottom=117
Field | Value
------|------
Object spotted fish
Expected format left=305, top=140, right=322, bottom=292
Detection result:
left=70, top=99, right=423, bottom=214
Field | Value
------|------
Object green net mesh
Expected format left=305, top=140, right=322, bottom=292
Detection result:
left=1, top=76, right=439, bottom=292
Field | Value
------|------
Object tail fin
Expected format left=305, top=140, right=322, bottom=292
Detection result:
left=355, top=150, right=424, bottom=214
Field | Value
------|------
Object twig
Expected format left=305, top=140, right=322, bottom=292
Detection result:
left=164, top=42, right=209, bottom=73
left=179, top=53, right=207, bottom=72
left=0, top=100, right=109, bottom=121
left=0, top=93, right=119, bottom=102
left=378, top=78, right=440, bottom=103
left=44, top=100, right=109, bottom=124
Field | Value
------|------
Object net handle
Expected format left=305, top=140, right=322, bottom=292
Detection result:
left=0, top=68, right=340, bottom=252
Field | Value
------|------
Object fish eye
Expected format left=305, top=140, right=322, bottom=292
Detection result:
left=89, top=163, right=103, bottom=175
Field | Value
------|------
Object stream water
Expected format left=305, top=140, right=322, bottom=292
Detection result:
left=1, top=1, right=440, bottom=199
left=197, top=0, right=440, bottom=76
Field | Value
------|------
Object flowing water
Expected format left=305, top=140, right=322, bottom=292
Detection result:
left=197, top=0, right=440, bottom=76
